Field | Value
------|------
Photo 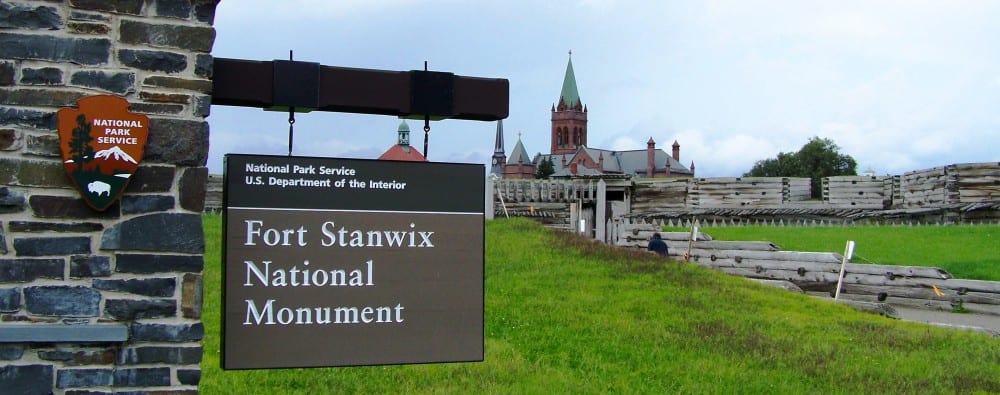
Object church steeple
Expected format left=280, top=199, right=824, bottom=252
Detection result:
left=558, top=51, right=581, bottom=110
left=551, top=51, right=588, bottom=155
left=397, top=120, right=411, bottom=152
left=491, top=120, right=506, bottom=176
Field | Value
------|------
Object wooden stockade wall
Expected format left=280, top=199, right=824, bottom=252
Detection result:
left=206, top=174, right=223, bottom=212
left=615, top=220, right=1000, bottom=317
left=493, top=179, right=601, bottom=203
left=627, top=162, right=1000, bottom=225
left=900, top=162, right=1000, bottom=208
left=688, top=177, right=810, bottom=207
left=205, top=162, right=1000, bottom=224
left=823, top=175, right=890, bottom=208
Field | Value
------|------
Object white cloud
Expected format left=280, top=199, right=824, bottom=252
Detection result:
left=608, top=136, right=642, bottom=152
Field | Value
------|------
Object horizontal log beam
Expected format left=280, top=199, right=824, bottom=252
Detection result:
left=212, top=57, right=508, bottom=121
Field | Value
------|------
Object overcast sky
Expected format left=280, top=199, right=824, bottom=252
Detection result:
left=207, top=0, right=999, bottom=177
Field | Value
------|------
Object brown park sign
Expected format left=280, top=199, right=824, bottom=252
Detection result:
left=222, top=154, right=484, bottom=369
left=57, top=95, right=148, bottom=211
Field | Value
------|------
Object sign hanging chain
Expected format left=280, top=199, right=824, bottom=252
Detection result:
left=421, top=60, right=430, bottom=159
left=287, top=108, right=295, bottom=156
left=287, top=50, right=295, bottom=156
left=423, top=115, right=430, bottom=159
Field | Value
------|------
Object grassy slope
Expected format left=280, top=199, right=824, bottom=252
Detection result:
left=201, top=215, right=999, bottom=393
left=672, top=225, right=1000, bottom=281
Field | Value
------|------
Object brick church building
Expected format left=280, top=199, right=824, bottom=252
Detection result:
left=493, top=54, right=695, bottom=179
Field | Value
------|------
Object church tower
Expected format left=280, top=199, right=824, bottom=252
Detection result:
left=551, top=51, right=587, bottom=155
left=491, top=119, right=506, bottom=176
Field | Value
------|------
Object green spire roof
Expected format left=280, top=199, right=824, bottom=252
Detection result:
left=559, top=52, right=581, bottom=108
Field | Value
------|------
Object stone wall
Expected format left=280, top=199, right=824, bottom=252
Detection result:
left=1, top=1, right=218, bottom=393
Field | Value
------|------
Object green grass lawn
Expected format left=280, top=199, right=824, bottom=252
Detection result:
left=664, top=225, right=1000, bottom=281
left=201, top=214, right=999, bottom=393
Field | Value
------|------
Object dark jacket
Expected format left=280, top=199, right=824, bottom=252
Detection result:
left=647, top=233, right=668, bottom=256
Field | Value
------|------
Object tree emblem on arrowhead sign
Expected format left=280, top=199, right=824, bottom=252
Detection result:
left=58, top=95, right=148, bottom=211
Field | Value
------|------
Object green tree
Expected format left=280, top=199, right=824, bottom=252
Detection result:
left=535, top=157, right=554, bottom=179
left=744, top=136, right=857, bottom=198
left=68, top=114, right=94, bottom=173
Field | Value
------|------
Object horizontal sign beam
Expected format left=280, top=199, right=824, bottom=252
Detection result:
left=211, top=57, right=509, bottom=121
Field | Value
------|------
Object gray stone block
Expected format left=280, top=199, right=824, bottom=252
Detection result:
left=195, top=54, right=213, bottom=78
left=0, top=128, right=15, bottom=151
left=142, top=75, right=212, bottom=93
left=69, top=11, right=110, bottom=22
left=0, top=107, right=57, bottom=130
left=0, top=187, right=26, bottom=214
left=128, top=102, right=184, bottom=115
left=21, top=67, right=64, bottom=85
left=124, top=165, right=175, bottom=193
left=177, top=368, right=200, bottom=385
left=179, top=167, right=207, bottom=212
left=56, top=368, right=113, bottom=388
left=119, top=346, right=202, bottom=364
left=130, top=322, right=203, bottom=342
left=0, top=345, right=24, bottom=360
left=192, top=93, right=211, bottom=118
left=0, top=3, right=61, bottom=29
left=194, top=2, right=217, bottom=23
left=121, top=195, right=174, bottom=215
left=29, top=195, right=120, bottom=219
left=0, top=62, right=13, bottom=86
left=4, top=157, right=68, bottom=188
left=70, top=255, right=111, bottom=278
left=100, top=213, right=204, bottom=253
left=0, top=33, right=110, bottom=65
left=68, top=0, right=143, bottom=15
left=26, top=133, right=61, bottom=157
left=93, top=277, right=175, bottom=297
left=69, top=70, right=134, bottom=94
left=115, top=253, right=203, bottom=274
left=24, top=286, right=101, bottom=316
left=117, top=49, right=187, bottom=73
left=0, top=287, right=20, bottom=312
left=145, top=118, right=208, bottom=166
left=113, top=367, right=170, bottom=387
left=119, top=20, right=214, bottom=52
left=104, top=298, right=175, bottom=320
left=14, top=236, right=91, bottom=256
left=0, top=258, right=64, bottom=282
left=39, top=349, right=115, bottom=365
left=155, top=0, right=192, bottom=19
left=0, top=88, right=86, bottom=107
left=0, top=364, right=53, bottom=394
left=8, top=221, right=103, bottom=232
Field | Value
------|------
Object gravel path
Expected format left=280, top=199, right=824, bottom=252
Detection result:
left=893, top=306, right=1000, bottom=336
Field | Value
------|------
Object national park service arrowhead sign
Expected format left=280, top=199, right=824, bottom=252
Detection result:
left=57, top=95, right=148, bottom=211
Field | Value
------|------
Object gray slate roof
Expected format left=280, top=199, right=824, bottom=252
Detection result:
left=534, top=146, right=692, bottom=178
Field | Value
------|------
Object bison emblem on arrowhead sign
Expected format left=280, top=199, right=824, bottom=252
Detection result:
left=58, top=95, right=148, bottom=211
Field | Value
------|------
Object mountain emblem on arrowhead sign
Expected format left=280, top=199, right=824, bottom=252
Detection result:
left=57, top=95, right=149, bottom=211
